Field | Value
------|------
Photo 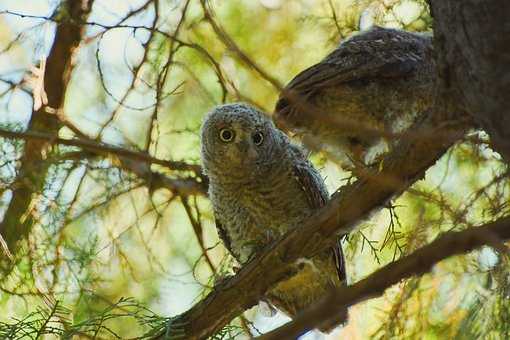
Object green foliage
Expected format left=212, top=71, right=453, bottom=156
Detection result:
left=0, top=297, right=170, bottom=339
left=0, top=0, right=507, bottom=339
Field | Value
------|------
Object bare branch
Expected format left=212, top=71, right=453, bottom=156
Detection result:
left=0, top=129, right=200, bottom=173
left=199, top=0, right=283, bottom=91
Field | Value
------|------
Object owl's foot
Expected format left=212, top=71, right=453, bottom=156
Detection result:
left=258, top=299, right=278, bottom=317
left=232, top=264, right=241, bottom=274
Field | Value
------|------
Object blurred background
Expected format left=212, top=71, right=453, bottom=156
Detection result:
left=0, top=0, right=508, bottom=338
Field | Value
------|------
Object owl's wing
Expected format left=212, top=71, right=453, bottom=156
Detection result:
left=292, top=152, right=347, bottom=282
left=275, top=27, right=431, bottom=113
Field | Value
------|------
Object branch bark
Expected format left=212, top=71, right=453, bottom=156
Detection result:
left=429, top=0, right=510, bottom=162
left=155, top=110, right=468, bottom=339
left=259, top=215, right=510, bottom=339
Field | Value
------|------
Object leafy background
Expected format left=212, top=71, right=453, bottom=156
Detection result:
left=0, top=0, right=508, bottom=338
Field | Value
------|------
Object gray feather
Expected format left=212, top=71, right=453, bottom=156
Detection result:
left=201, top=103, right=347, bottom=324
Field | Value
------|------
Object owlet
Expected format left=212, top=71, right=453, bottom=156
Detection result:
left=274, top=26, right=436, bottom=168
left=201, top=103, right=346, bottom=330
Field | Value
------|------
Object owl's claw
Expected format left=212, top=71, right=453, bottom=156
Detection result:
left=258, top=299, right=278, bottom=317
left=232, top=264, right=241, bottom=273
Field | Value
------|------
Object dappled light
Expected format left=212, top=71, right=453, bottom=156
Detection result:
left=0, top=0, right=508, bottom=339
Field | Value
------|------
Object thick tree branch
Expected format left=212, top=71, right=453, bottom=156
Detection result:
left=260, top=215, right=510, bottom=339
left=155, top=111, right=468, bottom=339
left=429, top=0, right=510, bottom=162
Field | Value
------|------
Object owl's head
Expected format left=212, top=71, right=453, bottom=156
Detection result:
left=201, top=103, right=283, bottom=176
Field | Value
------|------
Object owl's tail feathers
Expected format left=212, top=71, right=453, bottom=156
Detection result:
left=317, top=306, right=348, bottom=333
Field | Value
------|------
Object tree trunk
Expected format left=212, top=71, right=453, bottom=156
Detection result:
left=429, top=0, right=510, bottom=162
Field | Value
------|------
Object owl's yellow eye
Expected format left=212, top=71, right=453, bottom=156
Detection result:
left=252, top=131, right=264, bottom=146
left=219, top=128, right=235, bottom=142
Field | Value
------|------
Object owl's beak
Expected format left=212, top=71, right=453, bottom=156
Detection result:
left=237, top=140, right=258, bottom=161
left=237, top=140, right=250, bottom=153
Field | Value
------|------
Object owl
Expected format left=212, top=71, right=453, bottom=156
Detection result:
left=200, top=103, right=346, bottom=330
left=274, top=26, right=436, bottom=168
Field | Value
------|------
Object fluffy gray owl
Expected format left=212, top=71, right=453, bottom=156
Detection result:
left=274, top=26, right=436, bottom=168
left=201, top=103, right=346, bottom=329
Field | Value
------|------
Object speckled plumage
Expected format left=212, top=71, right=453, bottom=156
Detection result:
left=274, top=26, right=436, bottom=167
left=201, top=103, right=346, bottom=325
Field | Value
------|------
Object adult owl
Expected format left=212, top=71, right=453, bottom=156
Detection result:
left=274, top=26, right=436, bottom=168
left=201, top=103, right=346, bottom=331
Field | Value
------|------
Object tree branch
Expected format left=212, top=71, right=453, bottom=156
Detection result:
left=0, top=128, right=206, bottom=196
left=200, top=0, right=283, bottom=92
left=259, top=215, right=510, bottom=339
left=0, top=129, right=200, bottom=173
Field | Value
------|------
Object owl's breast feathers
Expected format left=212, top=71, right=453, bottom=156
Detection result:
left=211, top=144, right=345, bottom=281
left=209, top=153, right=312, bottom=263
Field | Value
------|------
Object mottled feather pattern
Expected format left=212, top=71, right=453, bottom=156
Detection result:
left=275, top=26, right=435, bottom=167
left=291, top=152, right=346, bottom=282
left=282, top=26, right=431, bottom=95
left=201, top=103, right=346, bottom=327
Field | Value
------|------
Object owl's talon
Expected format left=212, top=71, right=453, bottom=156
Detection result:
left=259, top=299, right=278, bottom=317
